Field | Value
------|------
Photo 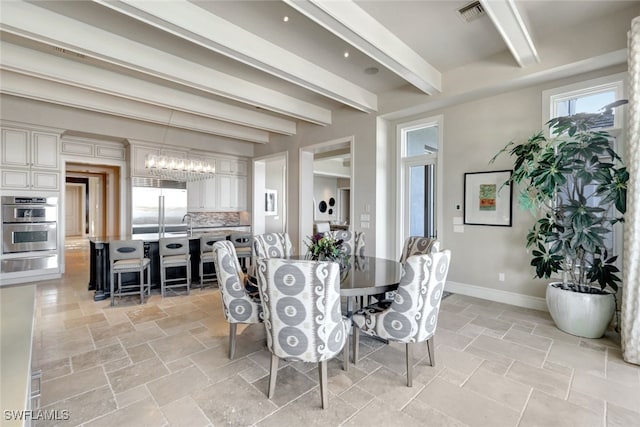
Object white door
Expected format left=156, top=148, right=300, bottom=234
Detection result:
left=65, top=183, right=85, bottom=237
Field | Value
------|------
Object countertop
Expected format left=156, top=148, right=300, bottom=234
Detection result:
left=89, top=228, right=249, bottom=244
left=1, top=284, right=36, bottom=426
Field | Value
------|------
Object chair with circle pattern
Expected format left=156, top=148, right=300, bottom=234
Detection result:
left=256, top=257, right=351, bottom=409
left=351, top=250, right=451, bottom=387
left=323, top=230, right=365, bottom=257
left=253, top=232, right=293, bottom=259
left=399, top=236, right=441, bottom=263
left=212, top=240, right=262, bottom=359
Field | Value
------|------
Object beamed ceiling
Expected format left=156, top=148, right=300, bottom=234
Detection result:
left=1, top=0, right=638, bottom=145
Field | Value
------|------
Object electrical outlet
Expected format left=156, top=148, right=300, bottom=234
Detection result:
left=498, top=273, right=505, bottom=282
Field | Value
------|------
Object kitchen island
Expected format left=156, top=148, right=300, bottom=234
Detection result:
left=88, top=229, right=246, bottom=301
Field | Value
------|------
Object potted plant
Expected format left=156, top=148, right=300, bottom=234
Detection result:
left=305, top=233, right=345, bottom=262
left=491, top=102, right=628, bottom=338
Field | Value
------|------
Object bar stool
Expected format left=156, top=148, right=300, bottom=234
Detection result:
left=109, top=240, right=150, bottom=306
left=199, top=234, right=227, bottom=288
left=229, top=232, right=252, bottom=273
left=159, top=237, right=191, bottom=296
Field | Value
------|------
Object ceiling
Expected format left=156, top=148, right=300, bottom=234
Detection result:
left=1, top=0, right=638, bottom=145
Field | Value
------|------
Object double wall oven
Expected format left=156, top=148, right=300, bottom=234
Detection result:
left=1, top=196, right=58, bottom=274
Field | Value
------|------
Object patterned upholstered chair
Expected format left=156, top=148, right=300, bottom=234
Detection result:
left=212, top=241, right=262, bottom=359
left=399, top=236, right=440, bottom=263
left=256, top=258, right=351, bottom=409
left=352, top=250, right=451, bottom=387
left=324, top=230, right=365, bottom=257
left=253, top=232, right=294, bottom=259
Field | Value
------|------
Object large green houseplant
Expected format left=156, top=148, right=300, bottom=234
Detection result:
left=492, top=102, right=628, bottom=338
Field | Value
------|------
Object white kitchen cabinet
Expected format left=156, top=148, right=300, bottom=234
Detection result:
left=217, top=158, right=247, bottom=175
left=216, top=174, right=247, bottom=211
left=1, top=128, right=59, bottom=169
left=1, top=126, right=60, bottom=190
left=187, top=177, right=216, bottom=211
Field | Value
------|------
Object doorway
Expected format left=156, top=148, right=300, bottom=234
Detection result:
left=65, top=182, right=86, bottom=237
left=299, top=137, right=353, bottom=252
left=252, top=152, right=288, bottom=236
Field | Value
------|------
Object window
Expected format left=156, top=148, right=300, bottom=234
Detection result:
left=397, top=116, right=443, bottom=256
left=543, top=73, right=627, bottom=266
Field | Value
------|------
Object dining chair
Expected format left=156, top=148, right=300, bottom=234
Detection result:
left=199, top=234, right=227, bottom=288
left=109, top=240, right=150, bottom=306
left=324, top=230, right=365, bottom=257
left=255, top=257, right=351, bottom=409
left=399, top=236, right=441, bottom=263
left=212, top=240, right=262, bottom=359
left=159, top=237, right=191, bottom=297
left=351, top=250, right=451, bottom=387
left=252, top=232, right=293, bottom=259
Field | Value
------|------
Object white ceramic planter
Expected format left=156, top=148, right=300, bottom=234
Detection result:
left=546, top=282, right=615, bottom=339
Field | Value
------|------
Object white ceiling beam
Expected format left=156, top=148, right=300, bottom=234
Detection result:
left=1, top=41, right=296, bottom=136
left=0, top=71, right=271, bottom=144
left=285, top=0, right=441, bottom=95
left=0, top=0, right=331, bottom=126
left=480, top=0, right=539, bottom=67
left=93, top=0, right=378, bottom=113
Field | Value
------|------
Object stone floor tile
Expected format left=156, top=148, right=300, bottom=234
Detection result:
left=106, top=356, right=169, bottom=393
left=252, top=365, right=318, bottom=407
left=125, top=342, right=156, bottom=363
left=117, top=324, right=167, bottom=348
left=70, top=343, right=127, bottom=371
left=547, top=340, right=606, bottom=377
left=39, top=385, right=116, bottom=427
left=63, top=312, right=107, bottom=329
left=506, top=361, right=571, bottom=399
left=339, top=385, right=376, bottom=410
left=572, top=369, right=640, bottom=413
left=471, top=335, right=546, bottom=368
left=402, top=398, right=469, bottom=427
left=434, top=329, right=474, bottom=351
left=568, top=389, right=605, bottom=418
left=342, top=397, right=426, bottom=427
left=502, top=328, right=553, bottom=352
left=352, top=367, right=425, bottom=410
left=89, top=321, right=135, bottom=344
left=607, top=358, right=640, bottom=388
left=84, top=397, right=166, bottom=427
left=161, top=396, right=211, bottom=427
left=148, top=332, right=206, bottom=362
left=114, top=385, right=151, bottom=409
left=41, top=368, right=108, bottom=407
left=147, top=365, right=210, bottom=406
left=520, top=389, right=602, bottom=427
left=256, top=388, right=356, bottom=426
left=463, top=366, right=531, bottom=411
left=124, top=304, right=168, bottom=324
left=416, top=377, right=519, bottom=427
left=35, top=357, right=71, bottom=382
left=192, top=375, right=277, bottom=425
left=438, top=311, right=474, bottom=332
left=607, top=402, right=640, bottom=427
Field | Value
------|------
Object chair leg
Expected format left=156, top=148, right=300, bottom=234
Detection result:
left=343, top=329, right=349, bottom=372
left=319, top=360, right=328, bottom=409
left=199, top=260, right=203, bottom=289
left=187, top=261, right=191, bottom=295
left=229, top=323, right=237, bottom=359
left=110, top=272, right=115, bottom=306
left=268, top=353, right=279, bottom=399
left=139, top=268, right=144, bottom=304
left=160, top=262, right=165, bottom=297
left=352, top=325, right=360, bottom=365
left=426, top=336, right=435, bottom=367
left=406, top=342, right=413, bottom=387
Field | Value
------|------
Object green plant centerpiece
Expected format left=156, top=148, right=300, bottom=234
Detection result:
left=305, top=233, right=346, bottom=263
left=492, top=102, right=628, bottom=338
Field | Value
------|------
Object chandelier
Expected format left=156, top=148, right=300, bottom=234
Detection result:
left=144, top=154, right=215, bottom=182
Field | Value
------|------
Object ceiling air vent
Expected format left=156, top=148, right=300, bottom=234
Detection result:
left=53, top=47, right=86, bottom=59
left=457, top=1, right=485, bottom=23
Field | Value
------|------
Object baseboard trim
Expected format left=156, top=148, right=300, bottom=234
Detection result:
left=445, top=281, right=548, bottom=312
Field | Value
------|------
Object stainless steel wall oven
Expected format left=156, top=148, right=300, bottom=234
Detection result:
left=2, top=196, right=58, bottom=274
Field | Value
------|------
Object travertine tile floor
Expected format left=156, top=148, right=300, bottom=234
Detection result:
left=31, top=241, right=640, bottom=426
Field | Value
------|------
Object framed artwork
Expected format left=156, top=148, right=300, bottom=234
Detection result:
left=464, top=170, right=513, bottom=226
left=265, top=189, right=277, bottom=216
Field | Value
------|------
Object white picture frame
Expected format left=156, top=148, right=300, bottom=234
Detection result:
left=265, top=189, right=277, bottom=216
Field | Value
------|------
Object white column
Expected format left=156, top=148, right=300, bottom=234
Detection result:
left=622, top=16, right=640, bottom=365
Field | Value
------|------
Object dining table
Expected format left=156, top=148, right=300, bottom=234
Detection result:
left=250, top=255, right=403, bottom=315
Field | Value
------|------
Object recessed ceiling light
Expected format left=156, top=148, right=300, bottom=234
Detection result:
left=283, top=16, right=289, bottom=22
left=364, top=67, right=379, bottom=75
left=343, top=51, right=350, bottom=58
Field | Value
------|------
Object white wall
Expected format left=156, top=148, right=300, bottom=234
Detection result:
left=313, top=176, right=338, bottom=221
left=265, top=158, right=285, bottom=233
